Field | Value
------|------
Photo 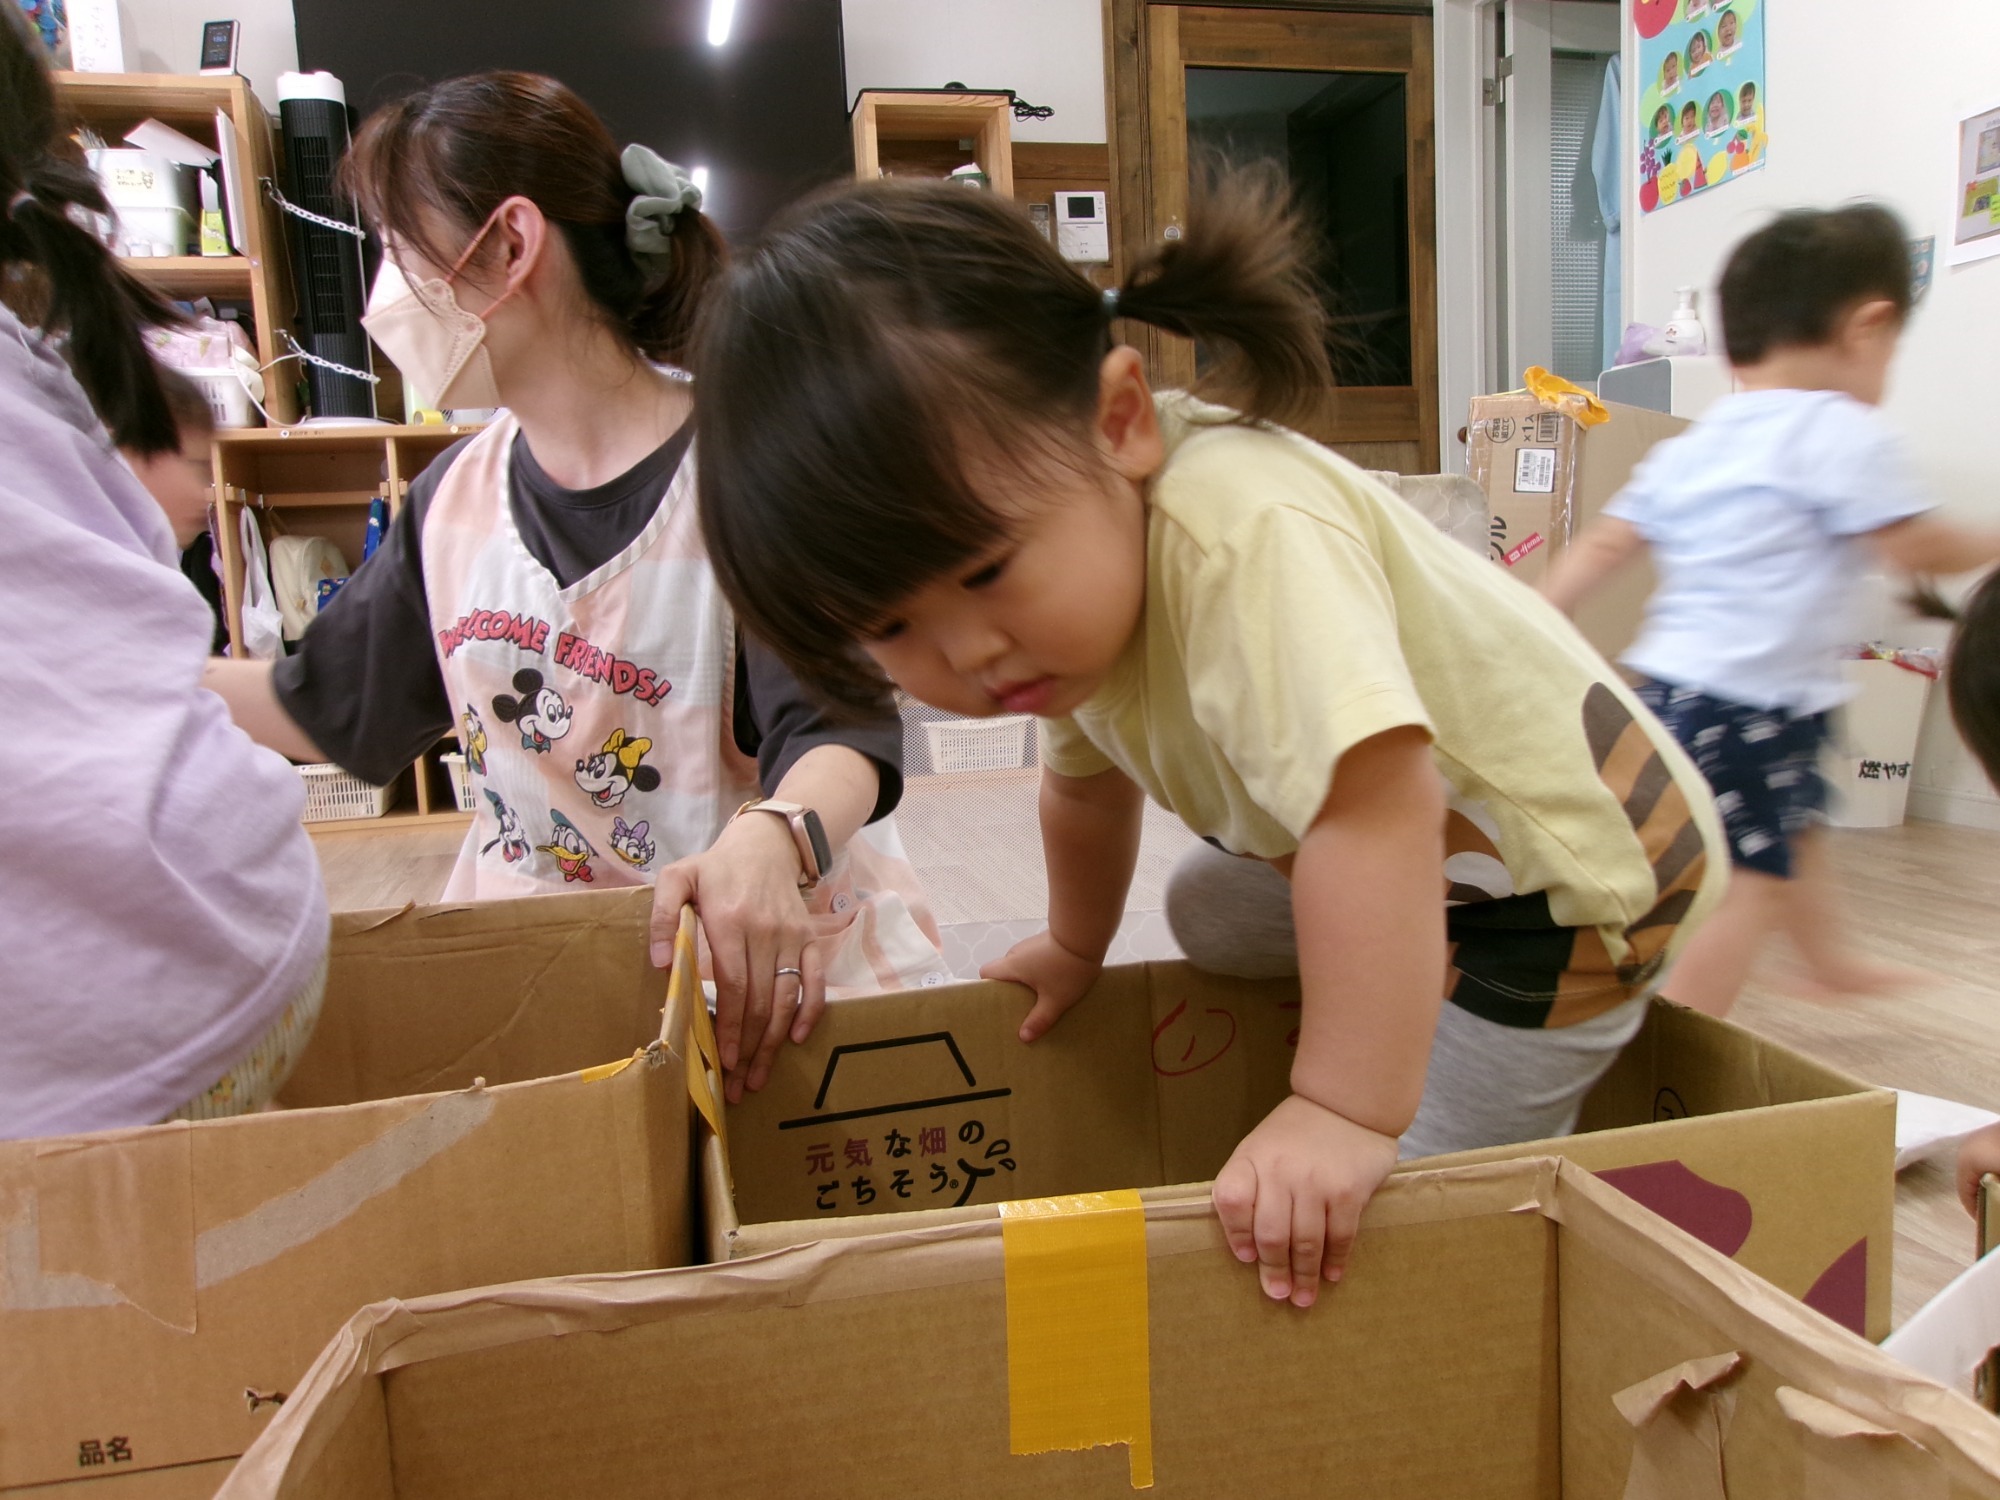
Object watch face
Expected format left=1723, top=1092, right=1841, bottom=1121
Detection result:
left=801, top=809, right=832, bottom=876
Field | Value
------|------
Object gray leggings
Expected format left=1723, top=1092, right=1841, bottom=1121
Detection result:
left=1164, top=841, right=1648, bottom=1161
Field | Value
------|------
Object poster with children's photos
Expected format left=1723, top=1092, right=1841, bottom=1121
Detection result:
left=1947, top=100, right=2000, bottom=265
left=1634, top=0, right=1766, bottom=214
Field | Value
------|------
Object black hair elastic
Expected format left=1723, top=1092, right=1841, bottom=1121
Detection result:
left=1101, top=286, right=1121, bottom=320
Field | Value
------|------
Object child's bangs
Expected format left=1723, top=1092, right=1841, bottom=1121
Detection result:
left=696, top=309, right=1020, bottom=708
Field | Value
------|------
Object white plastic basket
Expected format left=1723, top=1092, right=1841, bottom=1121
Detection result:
left=439, top=751, right=477, bottom=813
left=921, top=713, right=1033, bottom=774
left=298, top=763, right=394, bottom=823
left=185, top=365, right=260, bottom=429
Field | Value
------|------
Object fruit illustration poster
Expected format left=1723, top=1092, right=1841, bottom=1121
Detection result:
left=1635, top=0, right=1767, bottom=213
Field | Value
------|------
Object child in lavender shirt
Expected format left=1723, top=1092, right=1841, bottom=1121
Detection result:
left=0, top=6, right=327, bottom=1136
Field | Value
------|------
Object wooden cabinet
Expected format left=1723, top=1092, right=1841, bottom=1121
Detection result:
left=851, top=90, right=1016, bottom=196
left=54, top=70, right=302, bottom=424
left=213, top=424, right=484, bottom=830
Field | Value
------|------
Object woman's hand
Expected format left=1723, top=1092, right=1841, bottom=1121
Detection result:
left=982, top=930, right=1103, bottom=1042
left=1212, top=1093, right=1400, bottom=1308
left=1957, top=1121, right=2000, bottom=1217
left=650, top=811, right=821, bottom=1104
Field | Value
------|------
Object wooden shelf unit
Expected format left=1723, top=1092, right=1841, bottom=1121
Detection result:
left=212, top=423, right=484, bottom=829
left=54, top=70, right=301, bottom=423
left=851, top=90, right=1015, bottom=197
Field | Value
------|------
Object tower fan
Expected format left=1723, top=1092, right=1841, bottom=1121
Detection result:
left=275, top=72, right=377, bottom=420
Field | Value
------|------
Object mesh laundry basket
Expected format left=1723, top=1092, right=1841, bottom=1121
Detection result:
left=918, top=713, right=1034, bottom=776
left=438, top=752, right=478, bottom=812
left=297, top=763, right=393, bottom=822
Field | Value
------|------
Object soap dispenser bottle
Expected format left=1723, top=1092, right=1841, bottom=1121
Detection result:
left=1661, top=286, right=1708, bottom=356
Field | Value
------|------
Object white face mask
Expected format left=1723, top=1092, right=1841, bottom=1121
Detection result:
left=360, top=241, right=508, bottom=410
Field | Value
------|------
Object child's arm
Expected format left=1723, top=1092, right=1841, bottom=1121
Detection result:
left=982, top=764, right=1145, bottom=1042
left=1957, top=1121, right=2000, bottom=1217
left=1541, top=516, right=1649, bottom=616
left=202, top=658, right=327, bottom=763
left=1868, top=514, right=2000, bottom=577
left=1212, top=726, right=1444, bottom=1308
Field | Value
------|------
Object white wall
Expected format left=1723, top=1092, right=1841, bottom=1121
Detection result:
left=840, top=0, right=1106, bottom=143
left=116, top=0, right=299, bottom=107
left=1621, top=0, right=2000, bottom=822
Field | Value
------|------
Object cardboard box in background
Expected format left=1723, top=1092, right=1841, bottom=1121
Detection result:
left=217, top=1160, right=2000, bottom=1500
left=0, top=888, right=693, bottom=1496
left=699, top=963, right=1896, bottom=1339
left=1466, top=393, right=1688, bottom=659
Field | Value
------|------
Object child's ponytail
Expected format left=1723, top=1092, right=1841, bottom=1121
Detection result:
left=1, top=5, right=183, bottom=454
left=1110, top=164, right=1330, bottom=429
left=694, top=167, right=1333, bottom=713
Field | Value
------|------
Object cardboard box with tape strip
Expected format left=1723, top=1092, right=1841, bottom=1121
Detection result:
left=0, top=888, right=697, bottom=1496
left=697, top=965, right=1896, bottom=1340
left=217, top=1158, right=2000, bottom=1500
left=1465, top=392, right=1687, bottom=660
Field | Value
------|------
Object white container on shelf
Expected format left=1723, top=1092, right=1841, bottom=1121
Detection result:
left=1821, top=658, right=1932, bottom=828
left=87, top=148, right=198, bottom=256
left=921, top=713, right=1033, bottom=775
left=185, top=366, right=258, bottom=428
left=298, top=763, right=394, bottom=823
left=439, top=752, right=477, bottom=812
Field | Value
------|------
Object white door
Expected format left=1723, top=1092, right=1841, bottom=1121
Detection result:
left=1433, top=0, right=1623, bottom=467
left=1495, top=0, right=1624, bottom=385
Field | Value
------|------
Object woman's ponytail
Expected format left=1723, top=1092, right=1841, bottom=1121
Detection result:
left=1111, top=162, right=1331, bottom=429
left=628, top=205, right=726, bottom=367
left=1, top=6, right=182, bottom=453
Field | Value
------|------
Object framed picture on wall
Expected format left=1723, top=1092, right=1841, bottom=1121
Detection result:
left=1949, top=99, right=2000, bottom=265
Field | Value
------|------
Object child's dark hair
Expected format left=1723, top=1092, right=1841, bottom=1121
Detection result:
left=695, top=171, right=1329, bottom=713
left=342, top=71, right=723, bottom=366
left=1719, top=204, right=1913, bottom=365
left=154, top=364, right=216, bottom=440
left=0, top=5, right=184, bottom=452
left=1911, top=580, right=2000, bottom=788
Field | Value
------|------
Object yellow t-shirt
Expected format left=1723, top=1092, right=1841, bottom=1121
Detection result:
left=1042, top=396, right=1725, bottom=1023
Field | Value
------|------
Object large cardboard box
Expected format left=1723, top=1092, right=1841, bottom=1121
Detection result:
left=1466, top=393, right=1687, bottom=659
left=0, top=888, right=695, bottom=1495
left=218, top=1158, right=2000, bottom=1500
left=698, top=964, right=1896, bottom=1338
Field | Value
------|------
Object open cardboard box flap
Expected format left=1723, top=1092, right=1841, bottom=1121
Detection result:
left=1, top=889, right=697, bottom=1494
left=220, top=1158, right=2000, bottom=1499
left=701, top=962, right=1896, bottom=1338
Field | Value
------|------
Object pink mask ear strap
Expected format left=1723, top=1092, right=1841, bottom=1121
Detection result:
left=445, top=212, right=501, bottom=285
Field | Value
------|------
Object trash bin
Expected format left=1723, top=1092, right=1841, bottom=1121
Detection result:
left=1820, top=652, right=1937, bottom=828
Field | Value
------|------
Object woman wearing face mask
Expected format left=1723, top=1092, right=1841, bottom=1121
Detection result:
left=204, top=72, right=945, bottom=1103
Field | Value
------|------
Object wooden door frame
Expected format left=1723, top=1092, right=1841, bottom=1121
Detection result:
left=1104, top=0, right=1441, bottom=470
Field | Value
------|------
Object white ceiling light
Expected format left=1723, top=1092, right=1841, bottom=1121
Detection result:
left=691, top=166, right=710, bottom=197
left=706, top=0, right=735, bottom=46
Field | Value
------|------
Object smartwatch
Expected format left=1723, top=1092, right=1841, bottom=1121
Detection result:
left=733, top=799, right=832, bottom=890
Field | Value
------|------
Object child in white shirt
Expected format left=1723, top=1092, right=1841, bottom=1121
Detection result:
left=1548, top=204, right=2000, bottom=1017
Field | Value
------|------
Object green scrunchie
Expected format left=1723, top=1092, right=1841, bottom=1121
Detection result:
left=621, top=144, right=703, bottom=277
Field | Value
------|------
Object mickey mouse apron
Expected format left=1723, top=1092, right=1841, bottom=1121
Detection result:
left=422, top=414, right=947, bottom=993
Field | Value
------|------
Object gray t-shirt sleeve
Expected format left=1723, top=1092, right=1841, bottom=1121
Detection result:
left=275, top=432, right=909, bottom=816
left=739, top=635, right=906, bottom=822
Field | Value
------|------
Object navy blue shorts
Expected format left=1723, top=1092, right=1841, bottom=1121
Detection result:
left=1632, top=678, right=1829, bottom=879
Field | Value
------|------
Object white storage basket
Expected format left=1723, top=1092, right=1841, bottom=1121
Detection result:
left=439, top=752, right=477, bottom=812
left=298, top=763, right=394, bottom=823
left=920, top=713, right=1033, bottom=775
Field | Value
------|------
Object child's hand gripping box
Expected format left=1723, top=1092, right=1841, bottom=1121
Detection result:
left=0, top=888, right=700, bottom=1498
left=221, top=1157, right=2000, bottom=1500
left=699, top=962, right=1896, bottom=1339
left=1466, top=392, right=1689, bottom=658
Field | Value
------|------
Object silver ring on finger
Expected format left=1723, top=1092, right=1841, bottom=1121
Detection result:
left=775, top=966, right=803, bottom=980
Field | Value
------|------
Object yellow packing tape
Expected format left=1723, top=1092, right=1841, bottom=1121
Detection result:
left=578, top=1056, right=635, bottom=1084
left=1000, top=1190, right=1155, bottom=1489
left=1524, top=364, right=1611, bottom=427
left=670, top=908, right=727, bottom=1144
